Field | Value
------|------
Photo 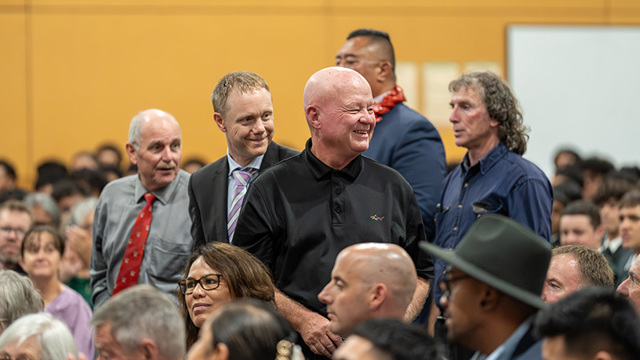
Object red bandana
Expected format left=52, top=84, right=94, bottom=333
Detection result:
left=373, top=85, right=406, bottom=123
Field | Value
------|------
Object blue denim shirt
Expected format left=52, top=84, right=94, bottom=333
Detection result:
left=433, top=142, right=552, bottom=307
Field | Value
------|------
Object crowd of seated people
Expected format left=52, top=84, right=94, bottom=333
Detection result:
left=1, top=42, right=640, bottom=360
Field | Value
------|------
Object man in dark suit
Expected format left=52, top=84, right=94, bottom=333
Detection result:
left=335, top=29, right=446, bottom=242
left=188, top=71, right=297, bottom=246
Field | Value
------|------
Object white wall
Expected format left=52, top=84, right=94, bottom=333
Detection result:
left=507, top=25, right=640, bottom=177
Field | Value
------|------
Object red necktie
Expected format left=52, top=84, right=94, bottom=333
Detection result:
left=112, top=192, right=156, bottom=296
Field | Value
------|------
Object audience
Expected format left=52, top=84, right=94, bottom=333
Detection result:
left=63, top=197, right=98, bottom=305
left=187, top=299, right=300, bottom=360
left=0, top=161, right=17, bottom=195
left=542, top=245, right=614, bottom=303
left=553, top=148, right=582, bottom=172
left=558, top=200, right=604, bottom=249
left=0, top=200, right=33, bottom=274
left=580, top=157, right=615, bottom=201
left=333, top=318, right=437, bottom=360
left=550, top=181, right=582, bottom=246
left=0, top=312, right=78, bottom=360
left=318, top=243, right=417, bottom=337
left=24, top=192, right=60, bottom=228
left=619, top=190, right=640, bottom=256
left=536, top=287, right=640, bottom=360
left=178, top=242, right=275, bottom=349
left=91, top=285, right=185, bottom=360
left=34, top=160, right=68, bottom=195
left=3, top=68, right=640, bottom=360
left=20, top=225, right=94, bottom=358
left=70, top=151, right=100, bottom=171
left=0, top=270, right=44, bottom=334
left=96, top=143, right=124, bottom=172
left=593, top=176, right=636, bottom=285
left=182, top=157, right=206, bottom=174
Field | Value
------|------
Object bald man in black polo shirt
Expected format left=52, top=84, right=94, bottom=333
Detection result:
left=233, top=67, right=432, bottom=359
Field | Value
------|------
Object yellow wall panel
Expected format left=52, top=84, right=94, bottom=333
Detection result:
left=0, top=13, right=30, bottom=188
left=2, top=1, right=640, bottom=188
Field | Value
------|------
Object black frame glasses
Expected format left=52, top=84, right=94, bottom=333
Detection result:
left=439, top=274, right=472, bottom=299
left=178, top=273, right=223, bottom=295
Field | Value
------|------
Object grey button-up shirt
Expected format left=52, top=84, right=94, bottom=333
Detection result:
left=90, top=170, right=193, bottom=308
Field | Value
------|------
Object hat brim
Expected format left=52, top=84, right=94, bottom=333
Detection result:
left=420, top=241, right=548, bottom=310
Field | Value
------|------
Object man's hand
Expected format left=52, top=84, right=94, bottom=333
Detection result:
left=275, top=289, right=342, bottom=357
left=297, top=310, right=343, bottom=357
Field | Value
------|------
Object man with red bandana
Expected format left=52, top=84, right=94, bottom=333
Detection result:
left=336, top=29, right=446, bottom=244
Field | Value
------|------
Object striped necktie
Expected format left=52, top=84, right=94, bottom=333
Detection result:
left=227, top=167, right=258, bottom=242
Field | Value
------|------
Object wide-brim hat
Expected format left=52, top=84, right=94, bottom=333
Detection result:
left=420, top=214, right=551, bottom=310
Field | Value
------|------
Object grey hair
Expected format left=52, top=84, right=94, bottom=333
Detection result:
left=91, top=285, right=185, bottom=360
left=23, top=193, right=61, bottom=228
left=128, top=109, right=179, bottom=151
left=70, top=197, right=98, bottom=226
left=0, top=270, right=44, bottom=332
left=0, top=312, right=77, bottom=360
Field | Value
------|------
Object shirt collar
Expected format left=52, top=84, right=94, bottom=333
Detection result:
left=226, top=150, right=264, bottom=176
left=374, top=89, right=392, bottom=103
left=303, top=138, right=362, bottom=181
left=485, top=314, right=535, bottom=360
left=460, top=142, right=508, bottom=176
left=602, top=235, right=623, bottom=252
left=134, top=171, right=182, bottom=205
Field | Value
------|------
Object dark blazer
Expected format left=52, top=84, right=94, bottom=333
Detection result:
left=188, top=141, right=298, bottom=248
left=363, top=102, right=446, bottom=241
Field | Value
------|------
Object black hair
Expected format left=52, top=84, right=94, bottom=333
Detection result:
left=352, top=318, right=437, bottom=360
left=209, top=299, right=297, bottom=360
left=535, top=287, right=640, bottom=360
left=562, top=200, right=601, bottom=229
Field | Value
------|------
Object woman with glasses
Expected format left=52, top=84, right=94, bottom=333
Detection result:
left=177, top=242, right=276, bottom=349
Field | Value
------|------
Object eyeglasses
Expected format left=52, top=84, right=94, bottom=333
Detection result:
left=0, top=227, right=27, bottom=237
left=439, top=274, right=472, bottom=299
left=178, top=274, right=223, bottom=295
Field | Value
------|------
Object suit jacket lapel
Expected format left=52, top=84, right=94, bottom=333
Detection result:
left=210, top=160, right=229, bottom=242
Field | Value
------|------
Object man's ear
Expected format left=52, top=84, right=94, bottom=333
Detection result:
left=306, top=106, right=321, bottom=130
left=125, top=142, right=138, bottom=166
left=369, top=284, right=387, bottom=310
left=595, top=224, right=606, bottom=241
left=214, top=113, right=226, bottom=133
left=478, top=285, right=500, bottom=311
left=139, top=339, right=159, bottom=360
left=376, top=61, right=392, bottom=83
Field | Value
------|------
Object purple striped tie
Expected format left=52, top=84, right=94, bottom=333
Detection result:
left=227, top=167, right=258, bottom=242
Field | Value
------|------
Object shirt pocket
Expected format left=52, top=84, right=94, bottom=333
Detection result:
left=471, top=200, right=504, bottom=218
left=146, top=237, right=191, bottom=283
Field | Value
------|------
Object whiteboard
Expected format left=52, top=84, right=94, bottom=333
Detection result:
left=507, top=25, right=640, bottom=177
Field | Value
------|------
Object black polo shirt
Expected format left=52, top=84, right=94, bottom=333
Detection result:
left=234, top=138, right=433, bottom=315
